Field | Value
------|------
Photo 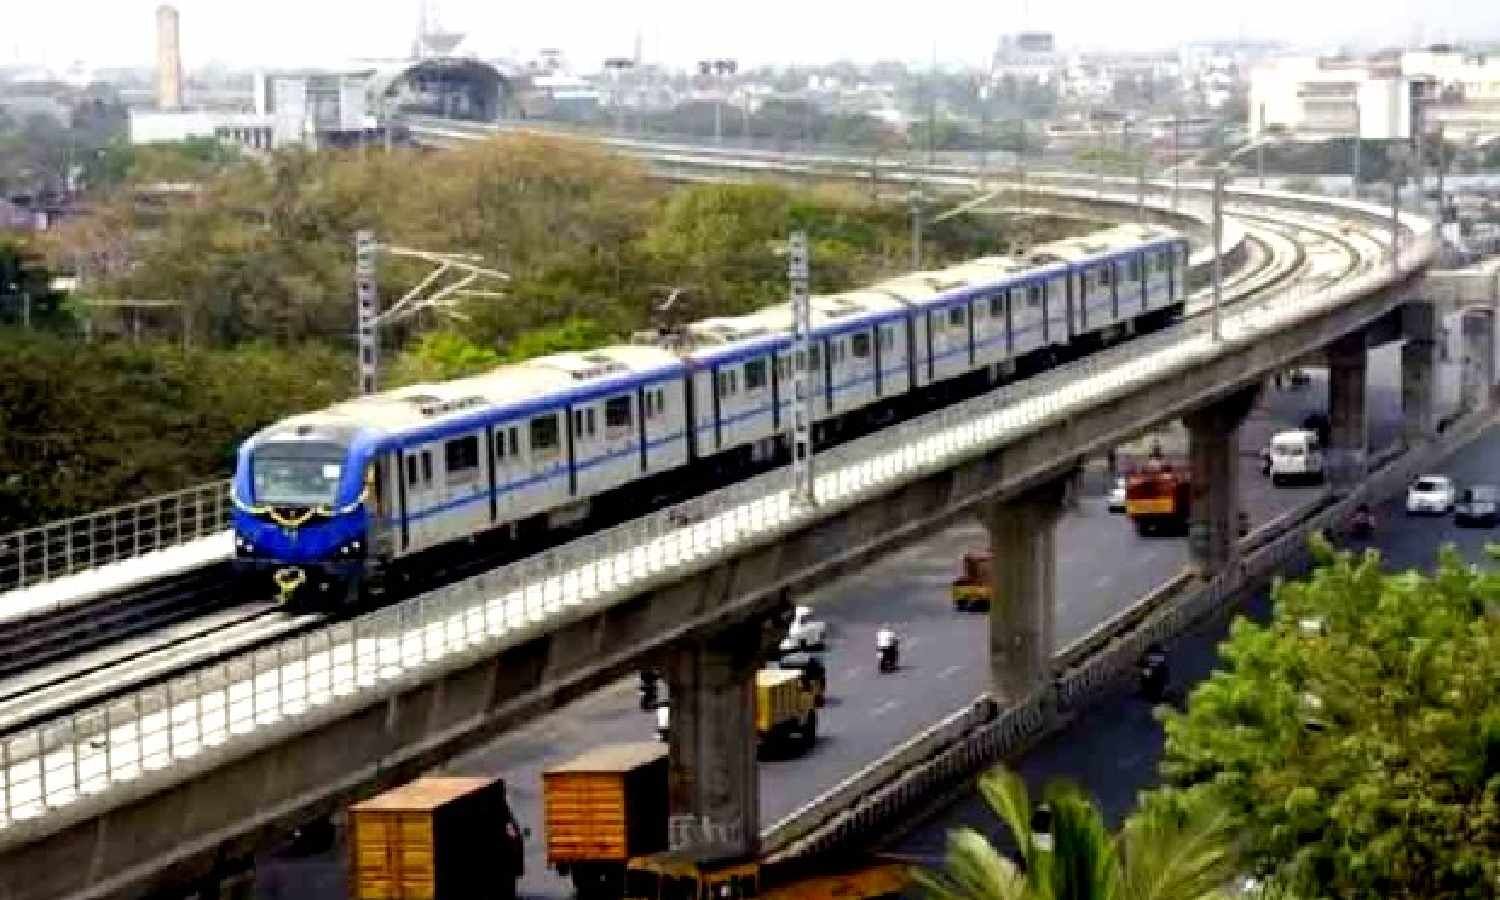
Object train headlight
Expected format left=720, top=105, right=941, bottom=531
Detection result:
left=234, top=535, right=254, bottom=556
left=336, top=539, right=364, bottom=557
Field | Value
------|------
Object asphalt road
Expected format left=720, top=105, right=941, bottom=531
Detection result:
left=895, top=384, right=1494, bottom=869
left=252, top=342, right=1453, bottom=899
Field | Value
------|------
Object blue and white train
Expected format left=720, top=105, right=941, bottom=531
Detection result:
left=232, top=224, right=1189, bottom=603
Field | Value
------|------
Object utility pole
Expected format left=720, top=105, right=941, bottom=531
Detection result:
left=927, top=42, right=938, bottom=167
left=977, top=80, right=990, bottom=186
left=1390, top=153, right=1404, bottom=277
left=1211, top=166, right=1226, bottom=342
left=908, top=191, right=924, bottom=270
left=353, top=232, right=510, bottom=394
left=787, top=231, right=815, bottom=508
left=1256, top=103, right=1266, bottom=189
left=1096, top=119, right=1106, bottom=197
left=1435, top=122, right=1447, bottom=236
left=1171, top=118, right=1181, bottom=211
left=1351, top=102, right=1361, bottom=198
left=355, top=230, right=379, bottom=395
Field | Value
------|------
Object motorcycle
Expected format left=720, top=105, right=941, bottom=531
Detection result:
left=1138, top=645, right=1169, bottom=702
left=877, top=641, right=900, bottom=673
left=1349, top=505, right=1375, bottom=540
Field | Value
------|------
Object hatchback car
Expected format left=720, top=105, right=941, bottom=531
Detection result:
left=1455, top=484, right=1500, bottom=527
left=1406, top=475, right=1456, bottom=516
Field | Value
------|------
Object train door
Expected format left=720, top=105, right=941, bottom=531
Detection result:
left=523, top=410, right=566, bottom=514
left=402, top=446, right=438, bottom=550
left=491, top=422, right=522, bottom=524
left=440, top=433, right=484, bottom=540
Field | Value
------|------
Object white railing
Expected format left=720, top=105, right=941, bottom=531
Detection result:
left=0, top=218, right=1431, bottom=835
left=0, top=482, right=231, bottom=598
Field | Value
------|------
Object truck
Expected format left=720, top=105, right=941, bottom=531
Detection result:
left=755, top=668, right=818, bottom=752
left=656, top=670, right=819, bottom=754
left=347, top=776, right=525, bottom=900
left=1120, top=424, right=1192, bottom=536
left=949, top=550, right=992, bottom=612
left=623, top=846, right=908, bottom=900
left=543, top=742, right=670, bottom=899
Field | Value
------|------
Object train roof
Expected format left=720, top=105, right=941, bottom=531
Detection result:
left=257, top=345, right=684, bottom=441
left=1029, top=224, right=1180, bottom=265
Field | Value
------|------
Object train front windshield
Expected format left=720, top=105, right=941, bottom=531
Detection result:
left=251, top=441, right=347, bottom=506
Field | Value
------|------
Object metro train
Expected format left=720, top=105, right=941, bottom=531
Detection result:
left=231, top=224, right=1190, bottom=604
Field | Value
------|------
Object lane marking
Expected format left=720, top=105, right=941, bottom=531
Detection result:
left=870, top=699, right=901, bottom=718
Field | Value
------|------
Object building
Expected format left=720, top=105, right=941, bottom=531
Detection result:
left=992, top=32, right=1061, bottom=84
left=1249, top=47, right=1500, bottom=143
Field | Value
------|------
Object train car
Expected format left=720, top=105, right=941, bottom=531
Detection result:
left=233, top=226, right=1191, bottom=606
left=232, top=346, right=688, bottom=603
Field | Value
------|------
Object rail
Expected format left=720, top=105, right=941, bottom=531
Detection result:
left=0, top=483, right=231, bottom=599
left=0, top=209, right=1431, bottom=836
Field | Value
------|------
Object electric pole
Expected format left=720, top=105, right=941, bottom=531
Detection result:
left=787, top=230, right=815, bottom=508
left=1171, top=117, right=1181, bottom=211
left=355, top=230, right=379, bottom=394
left=1211, top=165, right=1226, bottom=342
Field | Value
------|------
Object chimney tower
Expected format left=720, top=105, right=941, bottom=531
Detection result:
left=156, top=4, right=183, bottom=110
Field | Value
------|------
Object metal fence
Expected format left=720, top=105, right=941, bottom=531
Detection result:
left=0, top=482, right=231, bottom=597
left=0, top=196, right=1432, bottom=833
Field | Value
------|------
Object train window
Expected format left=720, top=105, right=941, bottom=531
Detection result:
left=948, top=306, right=966, bottom=327
left=421, top=452, right=433, bottom=485
left=1127, top=259, right=1141, bottom=281
left=605, top=396, right=632, bottom=429
left=744, top=359, right=768, bottom=390
left=1028, top=286, right=1043, bottom=308
left=407, top=455, right=419, bottom=486
left=509, top=427, right=520, bottom=456
left=879, top=325, right=895, bottom=351
left=445, top=436, right=480, bottom=477
left=531, top=414, right=560, bottom=452
left=493, top=429, right=505, bottom=460
left=990, top=292, right=1005, bottom=318
left=587, top=408, right=597, bottom=436
left=851, top=332, right=871, bottom=359
left=808, top=345, right=822, bottom=370
left=776, top=356, right=791, bottom=380
left=1101, top=265, right=1113, bottom=286
left=717, top=370, right=736, bottom=398
left=654, top=388, right=666, bottom=415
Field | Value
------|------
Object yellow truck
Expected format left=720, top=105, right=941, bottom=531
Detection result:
left=624, top=847, right=908, bottom=900
left=756, top=668, right=818, bottom=753
left=949, top=550, right=992, bottom=612
left=543, top=742, right=671, bottom=899
left=347, top=776, right=525, bottom=900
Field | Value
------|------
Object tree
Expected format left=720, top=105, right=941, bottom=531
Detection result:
left=917, top=767, right=1237, bottom=900
left=1148, top=541, right=1500, bottom=897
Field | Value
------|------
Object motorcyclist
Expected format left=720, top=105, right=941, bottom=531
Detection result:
left=656, top=702, right=670, bottom=742
left=876, top=624, right=900, bottom=672
left=1349, top=502, right=1375, bottom=538
left=638, top=669, right=660, bottom=711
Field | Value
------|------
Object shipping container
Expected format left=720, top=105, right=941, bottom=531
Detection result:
left=348, top=776, right=524, bottom=900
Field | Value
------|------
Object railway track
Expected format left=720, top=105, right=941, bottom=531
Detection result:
left=0, top=199, right=1366, bottom=741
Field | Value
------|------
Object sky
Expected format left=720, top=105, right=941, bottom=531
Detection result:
left=5, top=0, right=1500, bottom=73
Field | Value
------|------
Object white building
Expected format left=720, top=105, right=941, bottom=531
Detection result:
left=1249, top=48, right=1500, bottom=143
left=128, top=69, right=377, bottom=150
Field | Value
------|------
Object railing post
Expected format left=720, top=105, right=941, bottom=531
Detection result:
left=166, top=680, right=176, bottom=761
left=1, top=734, right=9, bottom=824
left=104, top=704, right=113, bottom=783
left=36, top=729, right=48, bottom=811
left=71, top=714, right=82, bottom=795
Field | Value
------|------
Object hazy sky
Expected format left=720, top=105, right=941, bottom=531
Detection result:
left=6, top=0, right=1500, bottom=72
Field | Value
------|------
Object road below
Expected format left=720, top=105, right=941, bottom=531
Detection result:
left=894, top=385, right=1491, bottom=869
left=252, top=341, right=1452, bottom=899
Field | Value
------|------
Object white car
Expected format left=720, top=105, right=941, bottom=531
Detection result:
left=780, top=605, right=827, bottom=652
left=1406, top=474, right=1456, bottom=515
left=1267, top=430, right=1324, bottom=486
left=1107, top=477, right=1127, bottom=513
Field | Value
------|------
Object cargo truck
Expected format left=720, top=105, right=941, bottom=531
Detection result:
left=543, top=742, right=670, bottom=899
left=655, top=670, right=819, bottom=754
left=347, top=776, right=524, bottom=900
left=624, top=845, right=908, bottom=900
left=949, top=550, right=992, bottom=611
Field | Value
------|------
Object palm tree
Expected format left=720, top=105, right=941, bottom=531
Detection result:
left=915, top=767, right=1238, bottom=900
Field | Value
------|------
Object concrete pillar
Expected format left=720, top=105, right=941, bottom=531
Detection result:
left=663, top=619, right=776, bottom=856
left=1402, top=301, right=1438, bottom=446
left=979, top=475, right=1071, bottom=705
left=1461, top=309, right=1495, bottom=412
left=1184, top=386, right=1259, bottom=578
left=1327, top=331, right=1369, bottom=493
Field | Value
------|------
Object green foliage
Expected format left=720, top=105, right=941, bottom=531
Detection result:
left=0, top=332, right=344, bottom=531
left=916, top=766, right=1237, bottom=900
left=386, top=330, right=503, bottom=385
left=502, top=317, right=613, bottom=362
left=1149, top=543, right=1500, bottom=897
